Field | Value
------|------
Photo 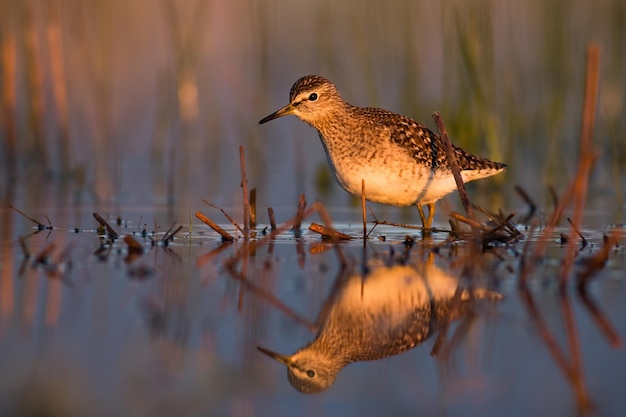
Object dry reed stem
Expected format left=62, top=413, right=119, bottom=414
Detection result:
left=224, top=201, right=348, bottom=269
left=163, top=225, right=183, bottom=242
left=559, top=44, right=601, bottom=287
left=195, top=211, right=234, bottom=241
left=308, top=223, right=353, bottom=240
left=432, top=111, right=475, bottom=223
left=515, top=184, right=537, bottom=224
left=566, top=217, right=587, bottom=247
left=267, top=207, right=277, bottom=230
left=250, top=188, right=257, bottom=229
left=9, top=205, right=47, bottom=229
left=473, top=205, right=522, bottom=241
left=293, top=194, right=307, bottom=235
left=240, top=145, right=250, bottom=237
left=93, top=212, right=120, bottom=239
left=369, top=208, right=449, bottom=233
left=449, top=211, right=483, bottom=230
left=202, top=200, right=247, bottom=238
left=161, top=221, right=177, bottom=241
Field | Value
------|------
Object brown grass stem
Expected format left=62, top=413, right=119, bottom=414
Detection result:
left=432, top=111, right=475, bottom=223
left=239, top=145, right=250, bottom=237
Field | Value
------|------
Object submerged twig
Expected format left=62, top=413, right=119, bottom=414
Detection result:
left=309, top=223, right=353, bottom=241
left=202, top=199, right=247, bottom=238
left=195, top=211, right=234, bottom=242
left=93, top=212, right=120, bottom=240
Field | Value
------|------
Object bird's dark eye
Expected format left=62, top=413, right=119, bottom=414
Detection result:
left=306, top=369, right=316, bottom=378
left=308, top=93, right=318, bottom=101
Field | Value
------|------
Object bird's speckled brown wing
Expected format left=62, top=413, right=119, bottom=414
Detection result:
left=356, top=107, right=506, bottom=172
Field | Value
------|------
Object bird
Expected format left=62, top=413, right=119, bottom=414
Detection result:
left=257, top=258, right=501, bottom=393
left=259, top=75, right=506, bottom=228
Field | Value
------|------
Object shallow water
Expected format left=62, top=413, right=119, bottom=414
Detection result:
left=1, top=1, right=626, bottom=415
left=0, top=205, right=624, bottom=417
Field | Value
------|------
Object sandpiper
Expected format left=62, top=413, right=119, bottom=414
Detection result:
left=259, top=75, right=506, bottom=228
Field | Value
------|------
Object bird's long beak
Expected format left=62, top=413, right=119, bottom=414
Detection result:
left=259, top=103, right=295, bottom=124
left=257, top=346, right=294, bottom=367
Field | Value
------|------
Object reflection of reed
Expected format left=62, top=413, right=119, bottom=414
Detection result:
left=0, top=205, right=15, bottom=331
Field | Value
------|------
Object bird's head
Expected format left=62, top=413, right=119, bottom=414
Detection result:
left=259, top=75, right=346, bottom=127
left=257, top=345, right=340, bottom=394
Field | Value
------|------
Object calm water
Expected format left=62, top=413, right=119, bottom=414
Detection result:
left=0, top=204, right=624, bottom=417
left=2, top=1, right=626, bottom=415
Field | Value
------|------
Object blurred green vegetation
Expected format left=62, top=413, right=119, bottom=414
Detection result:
left=0, top=0, right=623, bottom=212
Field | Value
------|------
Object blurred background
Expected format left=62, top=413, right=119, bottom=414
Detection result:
left=0, top=0, right=624, bottom=217
left=1, top=2, right=626, bottom=416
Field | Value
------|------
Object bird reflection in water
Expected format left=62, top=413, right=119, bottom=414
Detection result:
left=258, top=257, right=501, bottom=393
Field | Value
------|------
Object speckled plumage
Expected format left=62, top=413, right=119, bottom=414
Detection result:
left=260, top=75, right=506, bottom=224
left=257, top=260, right=501, bottom=393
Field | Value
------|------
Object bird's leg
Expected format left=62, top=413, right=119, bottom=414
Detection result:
left=417, top=203, right=436, bottom=230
